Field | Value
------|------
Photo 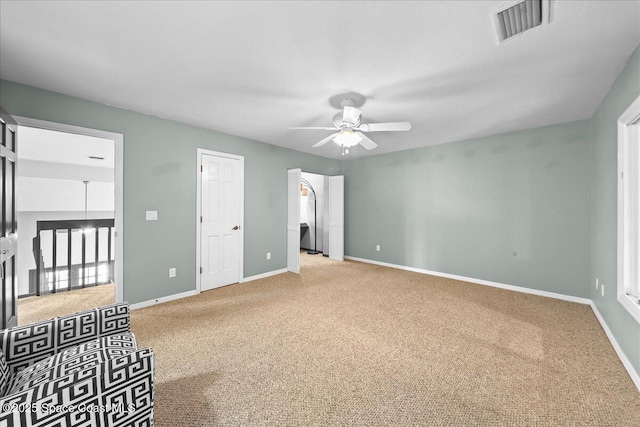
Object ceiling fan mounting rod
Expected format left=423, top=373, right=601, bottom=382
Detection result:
left=339, top=98, right=356, bottom=108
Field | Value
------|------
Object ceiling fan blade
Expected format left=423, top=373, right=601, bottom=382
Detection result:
left=358, top=122, right=412, bottom=132
left=291, top=127, right=338, bottom=130
left=356, top=132, right=377, bottom=150
left=312, top=132, right=340, bottom=148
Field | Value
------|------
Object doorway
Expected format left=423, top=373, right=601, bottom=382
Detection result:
left=1, top=108, right=18, bottom=328
left=196, top=149, right=244, bottom=292
left=287, top=169, right=344, bottom=273
left=13, top=116, right=124, bottom=325
left=300, top=172, right=325, bottom=255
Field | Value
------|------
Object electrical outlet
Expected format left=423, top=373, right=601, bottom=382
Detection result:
left=169, top=268, right=176, bottom=278
left=266, top=252, right=271, bottom=260
left=376, top=245, right=380, bottom=252
left=601, top=284, right=605, bottom=297
left=595, top=278, right=599, bottom=290
left=146, top=210, right=158, bottom=221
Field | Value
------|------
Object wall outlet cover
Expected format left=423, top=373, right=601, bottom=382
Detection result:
left=169, top=268, right=176, bottom=278
left=146, top=210, right=158, bottom=221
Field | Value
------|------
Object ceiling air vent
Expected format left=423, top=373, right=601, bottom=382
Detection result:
left=494, top=0, right=550, bottom=42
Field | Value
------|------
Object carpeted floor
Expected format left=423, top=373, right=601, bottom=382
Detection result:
left=17, top=283, right=114, bottom=325
left=130, top=253, right=640, bottom=426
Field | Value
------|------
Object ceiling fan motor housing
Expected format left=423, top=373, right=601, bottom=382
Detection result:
left=333, top=106, right=362, bottom=129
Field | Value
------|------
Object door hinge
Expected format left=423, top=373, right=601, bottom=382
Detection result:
left=201, top=165, right=203, bottom=172
left=200, top=267, right=203, bottom=274
left=200, top=216, right=202, bottom=223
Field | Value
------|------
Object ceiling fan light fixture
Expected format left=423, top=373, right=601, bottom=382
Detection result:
left=333, top=129, right=361, bottom=148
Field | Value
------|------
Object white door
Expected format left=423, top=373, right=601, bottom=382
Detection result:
left=329, top=175, right=344, bottom=261
left=200, top=152, right=243, bottom=291
left=1, top=107, right=18, bottom=328
left=287, top=169, right=301, bottom=273
left=322, top=175, right=331, bottom=256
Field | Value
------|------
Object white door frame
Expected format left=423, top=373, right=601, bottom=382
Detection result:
left=14, top=116, right=125, bottom=303
left=617, top=94, right=640, bottom=324
left=287, top=170, right=344, bottom=272
left=328, top=175, right=344, bottom=261
left=196, top=148, right=244, bottom=293
left=287, top=168, right=301, bottom=273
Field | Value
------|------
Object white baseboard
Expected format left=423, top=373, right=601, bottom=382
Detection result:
left=129, top=290, right=199, bottom=310
left=243, top=268, right=288, bottom=282
left=590, top=303, right=640, bottom=392
left=130, top=268, right=287, bottom=310
left=344, top=256, right=591, bottom=305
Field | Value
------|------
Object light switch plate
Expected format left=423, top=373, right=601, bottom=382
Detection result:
left=146, top=211, right=158, bottom=221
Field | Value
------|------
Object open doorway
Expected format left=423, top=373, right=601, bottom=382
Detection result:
left=287, top=169, right=343, bottom=274
left=300, top=172, right=326, bottom=256
left=14, top=118, right=123, bottom=325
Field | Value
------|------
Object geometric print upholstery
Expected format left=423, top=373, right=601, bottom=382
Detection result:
left=0, top=348, right=154, bottom=427
left=9, top=333, right=138, bottom=394
left=0, top=303, right=154, bottom=427
left=0, top=349, right=9, bottom=397
left=0, top=303, right=130, bottom=377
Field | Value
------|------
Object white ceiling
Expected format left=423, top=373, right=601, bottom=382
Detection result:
left=18, top=126, right=114, bottom=167
left=1, top=1, right=639, bottom=160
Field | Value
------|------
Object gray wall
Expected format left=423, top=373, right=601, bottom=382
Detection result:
left=340, top=120, right=592, bottom=298
left=0, top=80, right=340, bottom=304
left=590, top=44, right=640, bottom=374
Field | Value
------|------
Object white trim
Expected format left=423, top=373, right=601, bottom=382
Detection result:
left=344, top=256, right=591, bottom=305
left=243, top=268, right=288, bottom=283
left=13, top=116, right=125, bottom=304
left=195, top=149, right=245, bottom=294
left=131, top=268, right=287, bottom=310
left=617, top=94, right=640, bottom=325
left=590, top=302, right=640, bottom=392
left=328, top=175, right=345, bottom=261
left=129, top=290, right=198, bottom=311
left=286, top=168, right=301, bottom=274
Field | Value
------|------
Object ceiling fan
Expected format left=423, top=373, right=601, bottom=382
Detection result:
left=292, top=98, right=412, bottom=155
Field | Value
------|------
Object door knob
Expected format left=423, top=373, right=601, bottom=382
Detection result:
left=232, top=225, right=240, bottom=230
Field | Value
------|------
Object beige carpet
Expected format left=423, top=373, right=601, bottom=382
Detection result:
left=17, top=283, right=114, bottom=325
left=131, top=254, right=640, bottom=426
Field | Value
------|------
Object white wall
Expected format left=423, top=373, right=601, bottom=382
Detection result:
left=19, top=159, right=114, bottom=182
left=300, top=172, right=325, bottom=252
left=17, top=177, right=114, bottom=212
